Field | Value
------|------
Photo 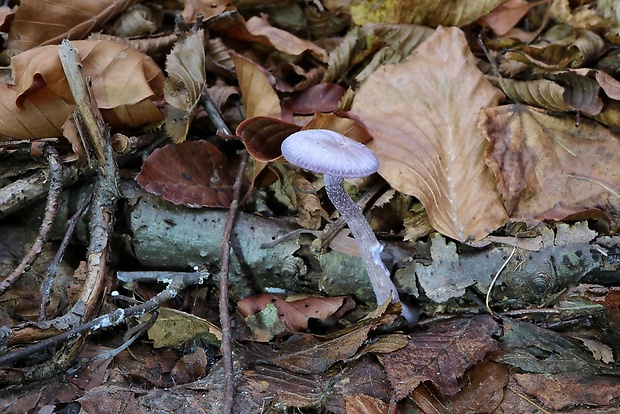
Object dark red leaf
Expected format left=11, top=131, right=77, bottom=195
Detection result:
left=135, top=140, right=235, bottom=208
left=236, top=116, right=301, bottom=162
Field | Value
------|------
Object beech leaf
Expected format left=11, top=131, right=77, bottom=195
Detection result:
left=164, top=30, right=206, bottom=143
left=353, top=26, right=507, bottom=242
left=8, top=39, right=164, bottom=133
left=236, top=116, right=301, bottom=162
left=4, top=0, right=140, bottom=56
left=232, top=52, right=281, bottom=119
left=480, top=104, right=620, bottom=219
left=0, top=85, right=72, bottom=140
left=378, top=315, right=500, bottom=399
left=135, top=141, right=236, bottom=208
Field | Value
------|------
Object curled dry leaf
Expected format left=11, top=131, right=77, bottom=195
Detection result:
left=13, top=40, right=163, bottom=109
left=504, top=26, right=605, bottom=70
left=135, top=140, right=236, bottom=208
left=5, top=39, right=164, bottom=135
left=4, top=0, right=140, bottom=57
left=0, top=85, right=72, bottom=140
left=245, top=16, right=328, bottom=63
left=208, top=10, right=327, bottom=62
left=353, top=26, right=507, bottom=242
left=480, top=104, right=620, bottom=219
left=499, top=71, right=602, bottom=116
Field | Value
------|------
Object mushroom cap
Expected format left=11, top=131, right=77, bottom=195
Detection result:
left=281, top=129, right=379, bottom=178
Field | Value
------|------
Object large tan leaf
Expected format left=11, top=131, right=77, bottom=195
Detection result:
left=353, top=26, right=507, bottom=242
left=0, top=85, right=72, bottom=140
left=7, top=40, right=164, bottom=133
left=13, top=40, right=164, bottom=109
left=232, top=52, right=281, bottom=119
left=349, top=0, right=506, bottom=27
left=480, top=104, right=620, bottom=219
left=4, top=0, right=140, bottom=56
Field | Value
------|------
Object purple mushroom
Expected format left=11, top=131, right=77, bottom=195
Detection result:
left=281, top=129, right=411, bottom=318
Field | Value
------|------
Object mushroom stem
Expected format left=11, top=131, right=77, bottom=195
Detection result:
left=324, top=174, right=399, bottom=306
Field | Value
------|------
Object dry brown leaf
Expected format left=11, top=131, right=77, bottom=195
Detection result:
left=349, top=0, right=506, bottom=27
left=446, top=361, right=509, bottom=414
left=378, top=315, right=500, bottom=400
left=235, top=116, right=301, bottom=162
left=514, top=372, right=620, bottom=410
left=595, top=69, right=620, bottom=99
left=107, top=4, right=160, bottom=38
left=550, top=0, right=609, bottom=30
left=4, top=0, right=140, bottom=57
left=353, top=26, right=507, bottom=242
left=344, top=394, right=389, bottom=414
left=0, top=84, right=72, bottom=140
left=480, top=104, right=620, bottom=219
left=484, top=0, right=548, bottom=36
left=237, top=294, right=354, bottom=334
left=285, top=83, right=345, bottom=115
left=270, top=162, right=324, bottom=230
left=301, top=113, right=373, bottom=144
left=504, top=26, right=605, bottom=70
left=13, top=40, right=163, bottom=110
left=4, top=40, right=164, bottom=135
left=500, top=72, right=602, bottom=116
left=182, top=0, right=228, bottom=23
left=164, top=30, right=206, bottom=143
left=232, top=52, right=281, bottom=119
left=135, top=140, right=237, bottom=208
left=245, top=16, right=327, bottom=63
left=164, top=31, right=205, bottom=112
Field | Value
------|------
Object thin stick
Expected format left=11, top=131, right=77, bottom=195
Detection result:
left=0, top=145, right=63, bottom=296
left=200, top=91, right=232, bottom=136
left=39, top=190, right=94, bottom=320
left=485, top=246, right=516, bottom=319
left=219, top=150, right=249, bottom=414
left=0, top=273, right=205, bottom=369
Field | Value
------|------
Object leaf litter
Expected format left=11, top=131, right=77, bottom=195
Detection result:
left=0, top=1, right=620, bottom=414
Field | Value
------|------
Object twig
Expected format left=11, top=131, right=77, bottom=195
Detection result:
left=0, top=145, right=63, bottom=296
left=0, top=161, right=81, bottom=220
left=0, top=274, right=205, bottom=370
left=200, top=91, right=232, bottom=136
left=39, top=189, right=94, bottom=320
left=219, top=149, right=249, bottom=414
left=199, top=87, right=241, bottom=412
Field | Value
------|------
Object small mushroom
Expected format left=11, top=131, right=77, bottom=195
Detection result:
left=281, top=129, right=410, bottom=318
